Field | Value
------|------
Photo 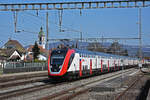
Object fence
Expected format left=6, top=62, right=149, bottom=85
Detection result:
left=2, top=62, right=48, bottom=74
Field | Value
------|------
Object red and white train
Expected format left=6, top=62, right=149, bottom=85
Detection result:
left=48, top=48, right=147, bottom=79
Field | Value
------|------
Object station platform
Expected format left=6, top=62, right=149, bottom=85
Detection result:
left=0, top=71, right=47, bottom=78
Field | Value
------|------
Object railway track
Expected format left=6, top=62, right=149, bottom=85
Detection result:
left=0, top=79, right=69, bottom=100
left=0, top=76, right=48, bottom=89
left=0, top=71, right=49, bottom=100
left=0, top=83, right=53, bottom=100
left=115, top=74, right=144, bottom=100
left=0, top=71, right=47, bottom=83
left=0, top=68, right=139, bottom=100
left=39, top=68, right=137, bottom=100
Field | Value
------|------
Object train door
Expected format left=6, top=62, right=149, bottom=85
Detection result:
left=81, top=54, right=88, bottom=76
left=109, top=57, right=113, bottom=71
left=102, top=58, right=107, bottom=72
left=92, top=55, right=96, bottom=73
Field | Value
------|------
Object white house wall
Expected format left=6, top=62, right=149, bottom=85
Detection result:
left=9, top=51, right=21, bottom=59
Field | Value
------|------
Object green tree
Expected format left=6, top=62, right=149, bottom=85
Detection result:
left=32, top=41, right=40, bottom=61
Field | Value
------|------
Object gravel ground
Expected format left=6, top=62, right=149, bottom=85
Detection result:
left=72, top=68, right=150, bottom=100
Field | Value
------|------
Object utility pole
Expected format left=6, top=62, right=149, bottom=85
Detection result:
left=13, top=11, right=18, bottom=33
left=80, top=9, right=82, bottom=50
left=139, top=8, right=142, bottom=60
left=80, top=32, right=82, bottom=45
left=138, top=8, right=143, bottom=69
left=46, top=12, right=49, bottom=57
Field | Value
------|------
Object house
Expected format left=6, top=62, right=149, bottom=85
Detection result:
left=26, top=45, right=47, bottom=61
left=0, top=48, right=23, bottom=68
left=0, top=39, right=26, bottom=68
left=0, top=48, right=21, bottom=61
left=0, top=39, right=26, bottom=61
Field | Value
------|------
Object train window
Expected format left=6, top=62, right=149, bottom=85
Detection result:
left=83, top=65, right=88, bottom=70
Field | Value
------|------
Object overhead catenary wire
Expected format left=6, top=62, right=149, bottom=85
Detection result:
left=22, top=10, right=82, bottom=33
left=13, top=11, right=43, bottom=34
left=10, top=9, right=144, bottom=48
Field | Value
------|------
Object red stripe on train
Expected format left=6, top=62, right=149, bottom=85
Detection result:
left=101, top=60, right=103, bottom=72
left=48, top=51, right=51, bottom=76
left=90, top=59, right=92, bottom=75
left=79, top=59, right=82, bottom=76
left=108, top=60, right=109, bottom=72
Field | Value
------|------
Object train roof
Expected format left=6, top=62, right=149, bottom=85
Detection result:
left=73, top=48, right=139, bottom=60
left=51, top=48, right=139, bottom=60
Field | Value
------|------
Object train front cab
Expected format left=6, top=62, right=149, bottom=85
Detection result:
left=48, top=48, right=75, bottom=79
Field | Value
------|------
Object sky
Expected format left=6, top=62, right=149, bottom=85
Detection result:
left=0, top=0, right=150, bottom=47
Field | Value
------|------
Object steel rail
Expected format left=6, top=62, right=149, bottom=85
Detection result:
left=0, top=84, right=53, bottom=100
left=0, top=77, right=48, bottom=89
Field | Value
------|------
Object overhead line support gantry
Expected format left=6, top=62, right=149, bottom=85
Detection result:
left=0, top=0, right=150, bottom=11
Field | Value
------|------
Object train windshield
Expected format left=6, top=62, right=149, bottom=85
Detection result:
left=51, top=55, right=65, bottom=65
left=50, top=49, right=68, bottom=65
